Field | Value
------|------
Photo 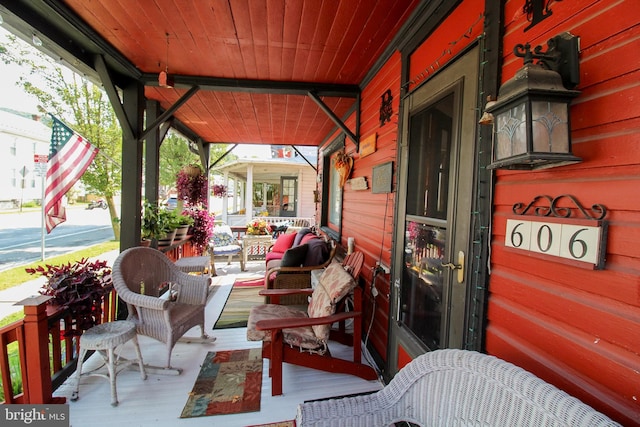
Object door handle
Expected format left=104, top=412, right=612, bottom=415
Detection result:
left=442, top=251, right=465, bottom=283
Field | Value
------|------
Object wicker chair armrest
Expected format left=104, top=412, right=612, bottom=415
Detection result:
left=171, top=272, right=209, bottom=305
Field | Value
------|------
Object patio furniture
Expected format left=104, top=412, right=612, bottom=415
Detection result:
left=174, top=255, right=210, bottom=274
left=242, top=234, right=275, bottom=265
left=209, top=224, right=245, bottom=274
left=112, top=247, right=215, bottom=375
left=265, top=234, right=336, bottom=305
left=71, top=320, right=146, bottom=407
left=296, top=349, right=621, bottom=427
left=247, top=262, right=378, bottom=396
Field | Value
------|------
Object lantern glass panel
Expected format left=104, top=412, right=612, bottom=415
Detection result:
left=531, top=101, right=570, bottom=153
left=494, top=102, right=527, bottom=160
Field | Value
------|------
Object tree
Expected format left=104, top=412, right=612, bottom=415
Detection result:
left=0, top=34, right=122, bottom=239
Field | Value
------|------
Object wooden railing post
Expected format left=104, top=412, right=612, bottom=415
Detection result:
left=16, top=295, right=54, bottom=404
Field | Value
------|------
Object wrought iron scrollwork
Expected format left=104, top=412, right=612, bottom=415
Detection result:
left=512, top=194, right=607, bottom=220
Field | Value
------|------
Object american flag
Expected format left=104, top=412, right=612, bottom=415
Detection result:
left=44, top=116, right=99, bottom=233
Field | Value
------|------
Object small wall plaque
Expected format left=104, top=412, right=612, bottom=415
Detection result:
left=360, top=133, right=377, bottom=157
left=348, top=176, right=368, bottom=191
left=372, top=161, right=393, bottom=194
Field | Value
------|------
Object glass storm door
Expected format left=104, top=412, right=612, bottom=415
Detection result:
left=279, top=176, right=297, bottom=217
left=389, top=47, right=479, bottom=374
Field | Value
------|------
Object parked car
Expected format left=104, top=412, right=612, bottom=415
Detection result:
left=164, top=197, right=178, bottom=210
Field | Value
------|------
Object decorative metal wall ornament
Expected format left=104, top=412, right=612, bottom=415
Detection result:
left=512, top=194, right=607, bottom=220
left=524, top=0, right=561, bottom=32
left=379, top=89, right=393, bottom=127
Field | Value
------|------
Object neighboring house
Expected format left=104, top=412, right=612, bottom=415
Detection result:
left=211, top=150, right=317, bottom=226
left=0, top=110, right=50, bottom=209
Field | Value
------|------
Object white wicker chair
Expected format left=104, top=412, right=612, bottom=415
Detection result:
left=296, top=349, right=621, bottom=427
left=112, top=247, right=214, bottom=374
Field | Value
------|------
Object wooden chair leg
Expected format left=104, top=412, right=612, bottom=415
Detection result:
left=270, top=329, right=284, bottom=396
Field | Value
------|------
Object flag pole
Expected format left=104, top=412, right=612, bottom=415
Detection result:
left=41, top=172, right=46, bottom=261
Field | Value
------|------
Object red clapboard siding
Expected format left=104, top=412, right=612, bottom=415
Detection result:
left=488, top=2, right=640, bottom=425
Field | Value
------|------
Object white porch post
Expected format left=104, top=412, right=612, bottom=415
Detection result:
left=245, top=164, right=254, bottom=224
left=221, top=171, right=229, bottom=223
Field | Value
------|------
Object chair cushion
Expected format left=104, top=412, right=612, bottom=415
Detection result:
left=307, top=263, right=356, bottom=341
left=211, top=230, right=235, bottom=247
left=247, top=304, right=323, bottom=351
left=272, top=232, right=297, bottom=252
left=211, top=244, right=242, bottom=255
left=280, top=244, right=309, bottom=267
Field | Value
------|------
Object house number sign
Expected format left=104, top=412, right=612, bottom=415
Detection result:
left=505, top=195, right=608, bottom=269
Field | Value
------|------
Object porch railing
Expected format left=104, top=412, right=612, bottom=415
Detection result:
left=0, top=238, right=198, bottom=404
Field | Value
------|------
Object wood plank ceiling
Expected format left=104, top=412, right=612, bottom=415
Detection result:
left=61, top=0, right=421, bottom=147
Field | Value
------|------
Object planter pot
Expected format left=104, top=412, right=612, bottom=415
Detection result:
left=157, top=229, right=177, bottom=247
left=173, top=224, right=190, bottom=242
left=139, top=239, right=152, bottom=247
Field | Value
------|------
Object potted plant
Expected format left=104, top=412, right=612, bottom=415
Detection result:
left=176, top=164, right=208, bottom=206
left=26, top=258, right=113, bottom=336
left=184, top=207, right=216, bottom=255
left=141, top=199, right=175, bottom=247
left=173, top=211, right=194, bottom=242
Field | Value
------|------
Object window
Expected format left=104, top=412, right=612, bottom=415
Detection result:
left=320, top=136, right=344, bottom=240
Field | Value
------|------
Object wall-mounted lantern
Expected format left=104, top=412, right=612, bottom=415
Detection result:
left=484, top=32, right=582, bottom=170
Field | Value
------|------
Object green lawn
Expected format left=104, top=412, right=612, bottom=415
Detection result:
left=0, top=240, right=120, bottom=292
left=0, top=240, right=119, bottom=327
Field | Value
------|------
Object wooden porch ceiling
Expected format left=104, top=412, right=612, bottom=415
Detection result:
left=1, top=0, right=421, bottom=147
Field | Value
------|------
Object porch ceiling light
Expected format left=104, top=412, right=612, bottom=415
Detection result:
left=486, top=32, right=581, bottom=170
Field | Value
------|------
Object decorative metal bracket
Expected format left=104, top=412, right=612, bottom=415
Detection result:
left=513, top=31, right=580, bottom=90
left=512, top=194, right=607, bottom=220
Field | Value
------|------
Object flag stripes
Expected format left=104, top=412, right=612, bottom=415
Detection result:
left=44, top=117, right=98, bottom=233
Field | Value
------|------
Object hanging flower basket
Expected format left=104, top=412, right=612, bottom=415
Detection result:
left=176, top=165, right=208, bottom=206
left=182, top=164, right=202, bottom=177
left=212, top=184, right=227, bottom=198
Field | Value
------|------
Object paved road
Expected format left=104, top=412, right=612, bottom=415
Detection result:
left=0, top=206, right=114, bottom=271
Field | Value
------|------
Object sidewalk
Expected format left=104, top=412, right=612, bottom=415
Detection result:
left=0, top=249, right=120, bottom=321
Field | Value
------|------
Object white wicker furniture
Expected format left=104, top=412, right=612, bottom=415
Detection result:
left=296, top=349, right=621, bottom=427
left=71, top=321, right=146, bottom=407
left=112, top=247, right=215, bottom=375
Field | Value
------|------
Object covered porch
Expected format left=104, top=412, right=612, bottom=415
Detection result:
left=50, top=259, right=382, bottom=427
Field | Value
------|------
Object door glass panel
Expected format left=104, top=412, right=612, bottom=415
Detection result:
left=402, top=221, right=446, bottom=350
left=401, top=93, right=453, bottom=350
left=280, top=177, right=297, bottom=216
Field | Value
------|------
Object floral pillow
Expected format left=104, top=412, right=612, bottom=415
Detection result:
left=212, top=231, right=235, bottom=246
left=307, top=263, right=356, bottom=341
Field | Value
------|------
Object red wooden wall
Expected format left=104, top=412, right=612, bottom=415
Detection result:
left=318, top=51, right=402, bottom=363
left=486, top=1, right=640, bottom=425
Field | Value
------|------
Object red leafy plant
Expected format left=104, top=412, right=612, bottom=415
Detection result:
left=184, top=208, right=216, bottom=255
left=26, top=259, right=113, bottom=335
left=176, top=165, right=208, bottom=206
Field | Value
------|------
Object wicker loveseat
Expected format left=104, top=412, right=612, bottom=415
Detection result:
left=296, top=349, right=620, bottom=427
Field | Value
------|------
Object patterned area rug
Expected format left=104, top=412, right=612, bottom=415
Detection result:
left=180, top=349, right=263, bottom=418
left=213, top=283, right=265, bottom=329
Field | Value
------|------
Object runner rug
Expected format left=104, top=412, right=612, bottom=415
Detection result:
left=213, top=281, right=265, bottom=329
left=180, top=348, right=263, bottom=418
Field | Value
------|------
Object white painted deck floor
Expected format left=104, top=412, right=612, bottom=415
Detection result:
left=53, top=260, right=384, bottom=427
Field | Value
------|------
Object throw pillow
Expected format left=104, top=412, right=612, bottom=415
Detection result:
left=280, top=244, right=309, bottom=267
left=307, top=263, right=356, bottom=341
left=293, top=227, right=312, bottom=246
left=304, top=237, right=329, bottom=266
left=272, top=231, right=296, bottom=252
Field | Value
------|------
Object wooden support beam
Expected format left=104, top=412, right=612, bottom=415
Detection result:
left=308, top=91, right=359, bottom=147
left=139, top=85, right=200, bottom=142
left=94, top=54, right=134, bottom=141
